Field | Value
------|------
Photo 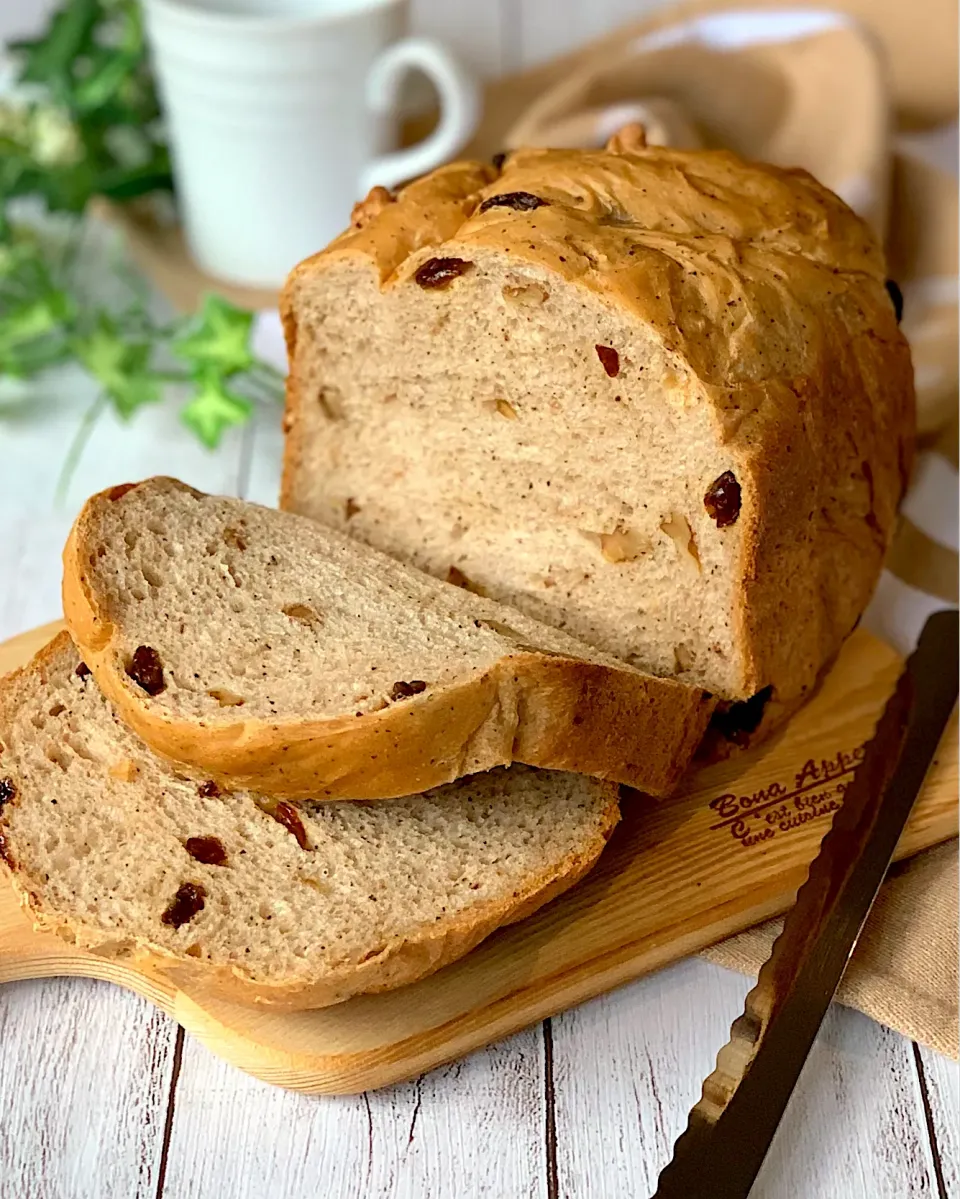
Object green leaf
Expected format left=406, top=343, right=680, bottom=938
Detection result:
left=6, top=1, right=169, bottom=213
left=73, top=313, right=161, bottom=418
left=0, top=105, right=31, bottom=147
left=0, top=281, right=75, bottom=376
left=1, top=332, right=73, bottom=378
left=94, top=154, right=173, bottom=202
left=14, top=159, right=100, bottom=214
left=173, top=295, right=255, bottom=375
left=73, top=50, right=140, bottom=114
left=0, top=234, right=41, bottom=282
left=11, top=0, right=100, bottom=91
left=0, top=295, right=68, bottom=346
left=0, top=129, right=33, bottom=202
left=180, top=373, right=253, bottom=448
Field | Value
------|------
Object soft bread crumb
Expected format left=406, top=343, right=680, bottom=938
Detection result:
left=0, top=634, right=618, bottom=1005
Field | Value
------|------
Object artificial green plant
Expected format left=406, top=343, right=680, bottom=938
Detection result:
left=0, top=0, right=282, bottom=472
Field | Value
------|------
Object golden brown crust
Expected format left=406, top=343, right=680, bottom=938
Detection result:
left=280, top=139, right=914, bottom=705
left=63, top=482, right=713, bottom=799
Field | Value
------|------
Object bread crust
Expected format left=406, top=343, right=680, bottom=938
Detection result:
left=280, top=142, right=914, bottom=706
left=63, top=481, right=713, bottom=799
left=0, top=634, right=618, bottom=1011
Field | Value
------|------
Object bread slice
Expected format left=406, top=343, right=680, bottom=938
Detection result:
left=62, top=478, right=712, bottom=800
left=0, top=633, right=618, bottom=1009
left=280, top=139, right=914, bottom=713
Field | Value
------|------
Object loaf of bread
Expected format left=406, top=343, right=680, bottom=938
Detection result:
left=63, top=478, right=711, bottom=799
left=280, top=135, right=914, bottom=718
left=0, top=633, right=618, bottom=1009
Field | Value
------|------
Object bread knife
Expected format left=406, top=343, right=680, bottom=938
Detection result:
left=653, top=608, right=959, bottom=1199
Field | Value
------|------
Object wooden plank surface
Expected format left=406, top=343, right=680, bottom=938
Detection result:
left=552, top=962, right=946, bottom=1199
left=551, top=961, right=747, bottom=1195
left=0, top=978, right=177, bottom=1199
left=162, top=1029, right=547, bottom=1199
left=752, top=1011, right=939, bottom=1197
left=916, top=1046, right=960, bottom=1197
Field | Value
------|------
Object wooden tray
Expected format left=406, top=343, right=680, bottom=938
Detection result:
left=0, top=622, right=956, bottom=1093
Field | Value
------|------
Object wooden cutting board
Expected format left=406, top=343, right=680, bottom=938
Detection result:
left=0, top=621, right=956, bottom=1093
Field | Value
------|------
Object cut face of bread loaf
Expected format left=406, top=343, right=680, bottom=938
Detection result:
left=0, top=634, right=618, bottom=1009
left=281, top=143, right=914, bottom=708
left=63, top=478, right=712, bottom=799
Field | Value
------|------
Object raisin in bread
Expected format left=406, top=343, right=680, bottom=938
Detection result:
left=0, top=633, right=618, bottom=1009
left=280, top=134, right=914, bottom=713
left=63, top=478, right=711, bottom=799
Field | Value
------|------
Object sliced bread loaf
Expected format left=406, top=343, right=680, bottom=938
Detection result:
left=0, top=633, right=618, bottom=1009
left=62, top=478, right=712, bottom=800
left=280, top=137, right=914, bottom=712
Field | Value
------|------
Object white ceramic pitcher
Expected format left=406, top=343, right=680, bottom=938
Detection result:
left=143, top=0, right=481, bottom=287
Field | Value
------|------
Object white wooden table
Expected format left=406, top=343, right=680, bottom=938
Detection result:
left=1, top=373, right=958, bottom=1199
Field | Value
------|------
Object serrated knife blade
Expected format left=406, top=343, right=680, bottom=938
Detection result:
left=653, top=608, right=959, bottom=1199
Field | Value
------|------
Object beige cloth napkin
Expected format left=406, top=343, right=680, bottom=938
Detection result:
left=504, top=3, right=959, bottom=1058
left=702, top=843, right=958, bottom=1057
left=507, top=18, right=891, bottom=235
